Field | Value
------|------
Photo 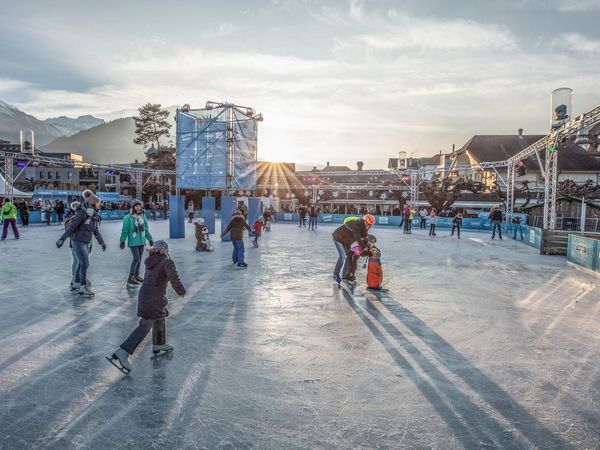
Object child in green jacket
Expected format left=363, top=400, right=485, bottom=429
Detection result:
left=120, top=199, right=153, bottom=287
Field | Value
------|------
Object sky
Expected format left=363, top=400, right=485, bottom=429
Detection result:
left=1, top=0, right=599, bottom=168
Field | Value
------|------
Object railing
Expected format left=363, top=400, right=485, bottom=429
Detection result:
left=531, top=215, right=600, bottom=232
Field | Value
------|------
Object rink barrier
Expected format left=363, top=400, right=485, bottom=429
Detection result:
left=15, top=209, right=171, bottom=225
left=567, top=235, right=600, bottom=272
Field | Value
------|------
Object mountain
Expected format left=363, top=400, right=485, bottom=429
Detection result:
left=44, top=115, right=104, bottom=137
left=42, top=117, right=146, bottom=164
left=0, top=99, right=63, bottom=145
left=42, top=105, right=179, bottom=164
left=0, top=99, right=104, bottom=146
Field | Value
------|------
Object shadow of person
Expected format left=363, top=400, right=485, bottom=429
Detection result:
left=362, top=289, right=566, bottom=449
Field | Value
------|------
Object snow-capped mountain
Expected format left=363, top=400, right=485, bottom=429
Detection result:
left=44, top=115, right=104, bottom=137
left=0, top=99, right=103, bottom=145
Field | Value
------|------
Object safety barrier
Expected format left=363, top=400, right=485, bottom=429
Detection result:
left=15, top=210, right=168, bottom=225
left=567, top=235, right=600, bottom=273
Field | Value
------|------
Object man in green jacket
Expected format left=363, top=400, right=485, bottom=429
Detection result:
left=1, top=198, right=20, bottom=240
left=120, top=199, right=153, bottom=287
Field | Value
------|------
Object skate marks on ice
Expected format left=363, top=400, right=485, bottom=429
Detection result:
left=336, top=286, right=568, bottom=449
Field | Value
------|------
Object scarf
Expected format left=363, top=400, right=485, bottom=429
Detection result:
left=132, top=213, right=145, bottom=237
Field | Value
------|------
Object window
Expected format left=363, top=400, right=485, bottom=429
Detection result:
left=47, top=171, right=53, bottom=180
left=39, top=171, right=44, bottom=179
left=67, top=172, right=73, bottom=180
left=56, top=172, right=61, bottom=180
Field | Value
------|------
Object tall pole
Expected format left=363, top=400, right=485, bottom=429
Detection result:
left=505, top=161, right=515, bottom=220
left=543, top=141, right=558, bottom=230
left=226, top=104, right=234, bottom=196
left=4, top=154, right=14, bottom=198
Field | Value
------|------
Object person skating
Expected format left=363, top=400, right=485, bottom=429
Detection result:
left=308, top=204, right=319, bottom=230
left=120, top=199, right=153, bottom=288
left=252, top=216, right=265, bottom=248
left=55, top=200, right=65, bottom=224
left=451, top=212, right=463, bottom=239
left=44, top=200, right=53, bottom=225
left=1, top=198, right=20, bottom=240
left=18, top=201, right=29, bottom=226
left=429, top=208, right=437, bottom=236
left=221, top=210, right=251, bottom=268
left=194, top=218, right=212, bottom=252
left=106, top=240, right=186, bottom=374
left=263, top=208, right=272, bottom=231
left=490, top=206, right=503, bottom=240
left=187, top=200, right=195, bottom=223
left=298, top=205, right=307, bottom=228
left=512, top=216, right=524, bottom=240
left=64, top=201, right=89, bottom=291
left=402, top=204, right=411, bottom=234
left=56, top=190, right=106, bottom=296
left=332, top=214, right=375, bottom=287
left=419, top=207, right=428, bottom=229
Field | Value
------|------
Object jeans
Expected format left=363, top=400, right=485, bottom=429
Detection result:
left=403, top=218, right=410, bottom=233
left=309, top=216, right=317, bottom=229
left=299, top=215, right=306, bottom=227
left=120, top=318, right=166, bottom=354
left=429, top=224, right=436, bottom=236
left=420, top=218, right=427, bottom=229
left=451, top=224, right=461, bottom=237
left=72, top=241, right=90, bottom=284
left=70, top=246, right=80, bottom=282
left=57, top=212, right=64, bottom=223
left=492, top=221, right=502, bottom=239
left=333, top=239, right=348, bottom=277
left=232, top=240, right=245, bottom=264
left=1, top=219, right=19, bottom=239
left=513, top=224, right=524, bottom=240
left=130, top=245, right=145, bottom=275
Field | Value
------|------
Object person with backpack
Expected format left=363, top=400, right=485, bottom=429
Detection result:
left=1, top=198, right=19, bottom=240
left=332, top=214, right=375, bottom=287
left=56, top=190, right=106, bottom=296
left=120, top=199, right=153, bottom=288
left=106, top=240, right=186, bottom=374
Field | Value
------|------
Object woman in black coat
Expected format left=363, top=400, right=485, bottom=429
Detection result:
left=107, top=240, right=186, bottom=374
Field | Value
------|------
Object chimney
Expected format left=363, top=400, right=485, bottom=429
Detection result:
left=518, top=128, right=524, bottom=138
left=326, top=161, right=330, bottom=168
left=357, top=161, right=364, bottom=171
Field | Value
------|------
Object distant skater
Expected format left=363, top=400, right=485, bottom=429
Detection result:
left=451, top=212, right=463, bottom=239
left=429, top=209, right=437, bottom=236
left=1, top=198, right=20, bottom=240
left=106, top=241, right=186, bottom=374
left=221, top=210, right=251, bottom=268
left=120, top=199, right=153, bottom=288
left=490, top=206, right=503, bottom=240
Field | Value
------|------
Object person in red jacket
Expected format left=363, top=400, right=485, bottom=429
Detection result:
left=252, top=216, right=265, bottom=248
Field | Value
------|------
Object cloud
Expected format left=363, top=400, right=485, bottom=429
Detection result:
left=519, top=0, right=600, bottom=11
left=551, top=32, right=600, bottom=54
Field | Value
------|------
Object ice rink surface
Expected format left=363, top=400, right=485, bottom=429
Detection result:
left=0, top=219, right=598, bottom=449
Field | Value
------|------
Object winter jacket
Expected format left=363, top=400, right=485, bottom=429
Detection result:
left=253, top=221, right=264, bottom=235
left=60, top=204, right=105, bottom=246
left=308, top=206, right=319, bottom=217
left=120, top=213, right=152, bottom=247
left=490, top=210, right=503, bottom=221
left=194, top=223, right=208, bottom=242
left=332, top=218, right=368, bottom=249
left=137, top=253, right=186, bottom=320
left=222, top=216, right=251, bottom=241
left=1, top=201, right=17, bottom=220
left=452, top=216, right=463, bottom=226
left=429, top=215, right=438, bottom=225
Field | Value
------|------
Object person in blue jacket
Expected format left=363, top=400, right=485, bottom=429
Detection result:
left=120, top=199, right=153, bottom=288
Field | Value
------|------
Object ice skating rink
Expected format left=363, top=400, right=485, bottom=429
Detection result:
left=0, top=220, right=598, bottom=449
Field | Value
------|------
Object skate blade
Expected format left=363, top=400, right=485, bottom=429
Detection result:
left=151, top=348, right=174, bottom=360
left=105, top=356, right=130, bottom=375
left=79, top=292, right=95, bottom=296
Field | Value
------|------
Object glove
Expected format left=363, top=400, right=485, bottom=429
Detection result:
left=149, top=240, right=154, bottom=247
left=119, top=241, right=125, bottom=250
left=101, top=243, right=107, bottom=252
left=56, top=239, right=64, bottom=248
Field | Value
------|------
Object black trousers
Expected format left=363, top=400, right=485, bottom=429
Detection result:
left=120, top=318, right=166, bottom=354
left=420, top=218, right=426, bottom=229
left=451, top=224, right=461, bottom=237
left=429, top=224, right=436, bottom=235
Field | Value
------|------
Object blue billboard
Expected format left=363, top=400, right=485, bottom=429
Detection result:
left=176, top=106, right=257, bottom=190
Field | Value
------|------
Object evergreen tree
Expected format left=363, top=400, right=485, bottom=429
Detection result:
left=133, top=103, right=172, bottom=149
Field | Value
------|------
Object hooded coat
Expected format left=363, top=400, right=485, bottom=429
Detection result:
left=60, top=204, right=105, bottom=246
left=137, top=253, right=186, bottom=320
left=222, top=215, right=251, bottom=241
left=332, top=218, right=368, bottom=249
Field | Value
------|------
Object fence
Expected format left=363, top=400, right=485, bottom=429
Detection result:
left=531, top=216, right=600, bottom=232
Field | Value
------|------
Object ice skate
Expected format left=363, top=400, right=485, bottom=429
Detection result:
left=151, top=343, right=174, bottom=359
left=126, top=275, right=140, bottom=288
left=333, top=274, right=342, bottom=288
left=105, top=348, right=131, bottom=374
left=252, top=238, right=258, bottom=248
left=70, top=282, right=80, bottom=291
left=79, top=285, right=95, bottom=296
left=134, top=274, right=144, bottom=283
left=237, top=262, right=248, bottom=268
